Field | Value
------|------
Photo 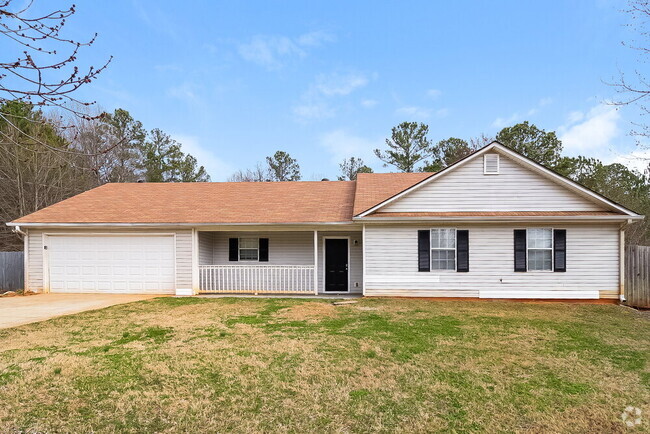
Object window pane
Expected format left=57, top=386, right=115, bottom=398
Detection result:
left=239, top=249, right=258, bottom=260
left=527, top=229, right=551, bottom=248
left=431, top=229, right=456, bottom=248
left=239, top=238, right=258, bottom=249
left=430, top=230, right=440, bottom=248
left=431, top=249, right=455, bottom=270
left=528, top=249, right=551, bottom=271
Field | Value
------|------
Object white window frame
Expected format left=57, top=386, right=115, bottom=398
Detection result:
left=483, top=154, right=500, bottom=174
left=238, top=237, right=259, bottom=262
left=430, top=228, right=457, bottom=271
left=526, top=228, right=553, bottom=272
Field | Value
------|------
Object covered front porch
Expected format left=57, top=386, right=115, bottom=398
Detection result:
left=196, top=228, right=363, bottom=295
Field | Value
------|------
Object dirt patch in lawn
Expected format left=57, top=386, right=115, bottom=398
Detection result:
left=276, top=301, right=337, bottom=322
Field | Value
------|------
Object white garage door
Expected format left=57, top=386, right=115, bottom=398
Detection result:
left=47, top=235, right=175, bottom=294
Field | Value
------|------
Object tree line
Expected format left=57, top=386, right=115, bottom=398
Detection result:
left=0, top=101, right=209, bottom=250
left=231, top=120, right=650, bottom=245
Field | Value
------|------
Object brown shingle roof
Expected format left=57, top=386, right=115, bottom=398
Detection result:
left=352, top=172, right=433, bottom=216
left=11, top=173, right=627, bottom=225
left=13, top=181, right=357, bottom=224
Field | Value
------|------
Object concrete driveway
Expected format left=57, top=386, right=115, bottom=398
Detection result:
left=0, top=293, right=164, bottom=329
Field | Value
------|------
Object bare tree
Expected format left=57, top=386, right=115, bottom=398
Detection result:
left=0, top=1, right=111, bottom=118
left=0, top=101, right=94, bottom=250
left=228, top=164, right=268, bottom=182
left=609, top=0, right=650, bottom=174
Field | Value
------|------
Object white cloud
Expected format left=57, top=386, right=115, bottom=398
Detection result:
left=558, top=105, right=621, bottom=153
left=172, top=134, right=233, bottom=181
left=435, top=108, right=449, bottom=118
left=292, top=101, right=335, bottom=120
left=361, top=99, right=378, bottom=108
left=427, top=89, right=441, bottom=99
left=319, top=129, right=381, bottom=163
left=167, top=82, right=201, bottom=104
left=395, top=106, right=431, bottom=120
left=539, top=97, right=553, bottom=107
left=567, top=110, right=584, bottom=124
left=238, top=31, right=334, bottom=69
left=296, top=30, right=335, bottom=47
left=491, top=112, right=521, bottom=129
left=315, top=72, right=368, bottom=96
left=491, top=97, right=553, bottom=128
left=611, top=149, right=650, bottom=174
left=293, top=71, right=370, bottom=121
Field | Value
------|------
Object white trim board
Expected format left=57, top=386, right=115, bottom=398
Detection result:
left=355, top=142, right=641, bottom=218
left=479, top=290, right=599, bottom=299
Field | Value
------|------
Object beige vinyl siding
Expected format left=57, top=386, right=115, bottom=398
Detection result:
left=198, top=231, right=215, bottom=265
left=381, top=152, right=605, bottom=212
left=25, top=228, right=193, bottom=293
left=364, top=223, right=619, bottom=298
left=205, top=230, right=363, bottom=294
left=211, top=232, right=315, bottom=265
left=26, top=229, right=44, bottom=292
left=175, top=230, right=193, bottom=290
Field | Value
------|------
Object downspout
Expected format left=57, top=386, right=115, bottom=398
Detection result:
left=619, top=220, right=630, bottom=303
left=12, top=225, right=27, bottom=237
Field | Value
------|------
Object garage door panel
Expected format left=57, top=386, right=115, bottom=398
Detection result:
left=48, top=235, right=176, bottom=294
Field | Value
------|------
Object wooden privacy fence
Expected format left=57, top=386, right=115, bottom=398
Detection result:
left=625, top=245, right=650, bottom=308
left=0, top=252, right=24, bottom=292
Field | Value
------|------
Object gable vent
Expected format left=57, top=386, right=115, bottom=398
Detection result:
left=484, top=154, right=500, bottom=174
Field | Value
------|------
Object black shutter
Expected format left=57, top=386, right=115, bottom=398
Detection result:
left=228, top=238, right=238, bottom=261
left=418, top=230, right=430, bottom=272
left=553, top=229, right=566, bottom=272
left=259, top=238, right=269, bottom=262
left=514, top=230, right=527, bottom=272
left=456, top=230, right=469, bottom=272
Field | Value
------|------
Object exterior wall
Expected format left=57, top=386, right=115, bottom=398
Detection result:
left=381, top=152, right=604, bottom=212
left=364, top=223, right=620, bottom=298
left=211, top=231, right=314, bottom=265
left=198, top=231, right=215, bottom=265
left=24, top=228, right=193, bottom=293
left=202, top=230, right=363, bottom=294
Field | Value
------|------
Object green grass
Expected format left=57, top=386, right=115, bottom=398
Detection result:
left=0, top=297, right=648, bottom=432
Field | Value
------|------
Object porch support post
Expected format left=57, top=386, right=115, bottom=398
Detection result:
left=362, top=224, right=366, bottom=296
left=313, top=230, right=318, bottom=295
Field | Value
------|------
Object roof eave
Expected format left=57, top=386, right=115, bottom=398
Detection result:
left=354, top=215, right=644, bottom=222
left=6, top=221, right=360, bottom=228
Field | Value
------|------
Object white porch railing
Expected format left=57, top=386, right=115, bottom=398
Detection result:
left=199, top=265, right=315, bottom=294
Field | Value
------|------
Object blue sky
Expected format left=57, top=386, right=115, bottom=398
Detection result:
left=18, top=1, right=650, bottom=179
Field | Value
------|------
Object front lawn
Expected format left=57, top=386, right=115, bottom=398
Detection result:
left=0, top=297, right=648, bottom=432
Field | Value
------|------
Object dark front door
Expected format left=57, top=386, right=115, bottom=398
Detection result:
left=325, top=238, right=348, bottom=292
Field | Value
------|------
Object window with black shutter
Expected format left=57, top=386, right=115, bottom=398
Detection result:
left=456, top=230, right=469, bottom=272
left=514, top=230, right=527, bottom=272
left=553, top=229, right=566, bottom=272
left=514, top=229, right=567, bottom=272
left=259, top=238, right=269, bottom=262
left=417, top=230, right=430, bottom=272
left=228, top=238, right=239, bottom=261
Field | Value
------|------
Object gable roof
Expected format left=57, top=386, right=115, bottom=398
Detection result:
left=12, top=181, right=357, bottom=224
left=9, top=144, right=642, bottom=226
left=354, top=141, right=642, bottom=218
left=353, top=172, right=432, bottom=216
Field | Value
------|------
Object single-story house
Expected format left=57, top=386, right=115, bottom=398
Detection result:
left=7, top=142, right=644, bottom=300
